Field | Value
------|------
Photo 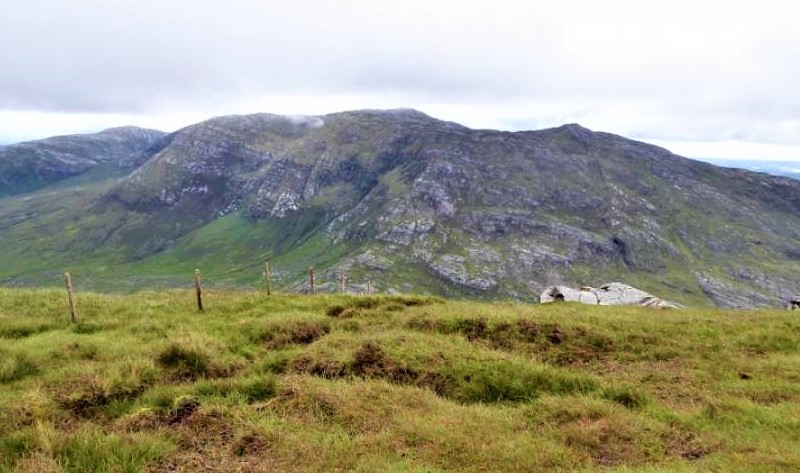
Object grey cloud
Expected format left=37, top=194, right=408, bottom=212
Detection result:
left=0, top=0, right=564, bottom=113
left=0, top=0, right=799, bottom=146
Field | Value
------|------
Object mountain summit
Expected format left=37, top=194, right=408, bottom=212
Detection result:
left=0, top=110, right=798, bottom=307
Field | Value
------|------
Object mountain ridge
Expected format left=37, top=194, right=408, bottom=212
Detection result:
left=0, top=109, right=798, bottom=307
left=0, top=126, right=168, bottom=196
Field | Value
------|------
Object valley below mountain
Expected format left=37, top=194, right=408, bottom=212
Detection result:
left=1, top=109, right=798, bottom=308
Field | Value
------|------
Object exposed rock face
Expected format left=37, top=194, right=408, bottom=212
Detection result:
left=540, top=283, right=680, bottom=308
left=0, top=109, right=799, bottom=307
left=0, top=127, right=168, bottom=196
left=692, top=272, right=782, bottom=308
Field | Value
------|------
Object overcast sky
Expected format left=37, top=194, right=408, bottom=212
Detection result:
left=1, top=0, right=798, bottom=161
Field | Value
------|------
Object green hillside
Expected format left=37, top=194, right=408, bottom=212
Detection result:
left=0, top=175, right=502, bottom=300
left=1, top=288, right=799, bottom=472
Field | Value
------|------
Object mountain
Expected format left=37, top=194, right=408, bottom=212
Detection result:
left=0, top=126, right=168, bottom=196
left=0, top=109, right=798, bottom=307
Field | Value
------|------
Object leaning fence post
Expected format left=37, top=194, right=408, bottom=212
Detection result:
left=262, top=261, right=272, bottom=296
left=308, top=266, right=315, bottom=294
left=195, top=269, right=204, bottom=311
left=64, top=272, right=77, bottom=323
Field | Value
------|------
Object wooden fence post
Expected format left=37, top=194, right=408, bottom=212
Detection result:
left=195, top=269, right=204, bottom=311
left=367, top=280, right=372, bottom=296
left=308, top=266, right=315, bottom=294
left=339, top=272, right=346, bottom=293
left=64, top=272, right=77, bottom=323
left=263, top=261, right=272, bottom=296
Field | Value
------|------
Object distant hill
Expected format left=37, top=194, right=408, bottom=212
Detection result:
left=0, top=126, right=168, bottom=196
left=702, top=158, right=800, bottom=181
left=0, top=110, right=798, bottom=307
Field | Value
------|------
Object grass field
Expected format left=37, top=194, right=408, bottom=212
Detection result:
left=1, top=288, right=799, bottom=472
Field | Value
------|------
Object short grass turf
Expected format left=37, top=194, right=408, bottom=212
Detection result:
left=1, top=288, right=799, bottom=472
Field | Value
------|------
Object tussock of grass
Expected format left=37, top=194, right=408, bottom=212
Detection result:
left=0, top=320, right=56, bottom=339
left=0, top=351, right=38, bottom=384
left=53, top=361, right=157, bottom=420
left=0, top=289, right=799, bottom=471
left=325, top=294, right=442, bottom=318
left=55, top=428, right=173, bottom=473
left=155, top=344, right=211, bottom=381
left=406, top=312, right=617, bottom=365
left=289, top=330, right=601, bottom=403
left=192, top=375, right=278, bottom=403
left=252, top=316, right=331, bottom=348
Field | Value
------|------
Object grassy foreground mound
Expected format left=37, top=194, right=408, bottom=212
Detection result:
left=0, top=288, right=799, bottom=472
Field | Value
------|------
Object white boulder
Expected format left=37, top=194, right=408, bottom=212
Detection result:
left=540, top=282, right=680, bottom=308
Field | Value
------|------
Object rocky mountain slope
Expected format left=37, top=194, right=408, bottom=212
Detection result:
left=0, top=110, right=798, bottom=307
left=0, top=126, right=167, bottom=196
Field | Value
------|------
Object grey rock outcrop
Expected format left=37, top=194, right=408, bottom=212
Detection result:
left=540, top=282, right=680, bottom=308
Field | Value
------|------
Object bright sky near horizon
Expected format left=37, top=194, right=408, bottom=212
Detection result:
left=1, top=0, right=798, bottom=161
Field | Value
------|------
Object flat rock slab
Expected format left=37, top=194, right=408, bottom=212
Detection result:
left=540, top=282, right=680, bottom=308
